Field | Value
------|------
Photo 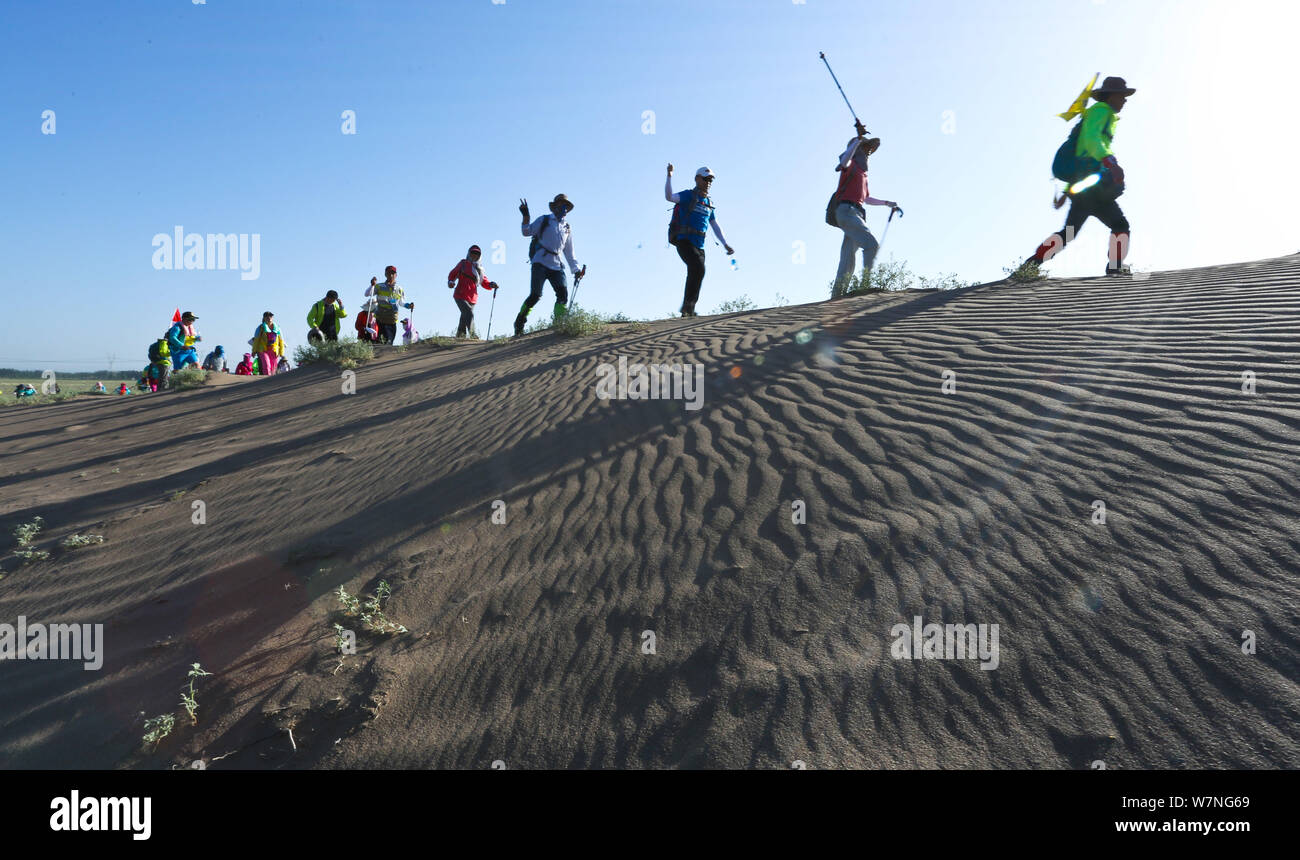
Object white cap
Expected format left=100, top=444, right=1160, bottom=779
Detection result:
left=695, top=167, right=715, bottom=179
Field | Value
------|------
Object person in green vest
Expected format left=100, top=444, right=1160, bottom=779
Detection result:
left=1025, top=76, right=1135, bottom=276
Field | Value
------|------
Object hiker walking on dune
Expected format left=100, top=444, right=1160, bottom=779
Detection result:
left=514, top=194, right=585, bottom=337
left=666, top=164, right=734, bottom=317
left=166, top=311, right=202, bottom=370
left=251, top=311, right=285, bottom=375
left=448, top=244, right=497, bottom=338
left=307, top=290, right=348, bottom=343
left=365, top=266, right=414, bottom=344
left=828, top=124, right=900, bottom=297
left=1024, top=76, right=1136, bottom=276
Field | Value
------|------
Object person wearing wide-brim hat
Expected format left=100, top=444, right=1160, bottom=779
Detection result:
left=1027, top=76, right=1137, bottom=276
left=829, top=122, right=901, bottom=298
left=515, top=193, right=585, bottom=336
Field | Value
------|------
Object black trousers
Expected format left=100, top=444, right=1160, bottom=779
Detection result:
left=455, top=298, right=475, bottom=336
left=377, top=322, right=397, bottom=344
left=674, top=240, right=706, bottom=314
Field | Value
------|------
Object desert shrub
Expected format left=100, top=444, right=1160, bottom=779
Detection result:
left=168, top=366, right=208, bottom=390
left=835, top=257, right=972, bottom=297
left=61, top=534, right=105, bottom=549
left=712, top=295, right=757, bottom=314
left=550, top=307, right=610, bottom=338
left=294, top=338, right=375, bottom=370
left=1004, top=258, right=1047, bottom=283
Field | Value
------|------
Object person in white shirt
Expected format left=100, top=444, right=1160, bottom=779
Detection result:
left=514, top=194, right=585, bottom=336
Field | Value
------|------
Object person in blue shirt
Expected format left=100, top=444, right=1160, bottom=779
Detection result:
left=666, top=165, right=733, bottom=317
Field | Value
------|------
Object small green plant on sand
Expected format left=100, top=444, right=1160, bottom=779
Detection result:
left=336, top=581, right=407, bottom=635
left=712, top=295, right=757, bottom=314
left=11, top=517, right=49, bottom=564
left=14, top=517, right=44, bottom=547
left=61, top=534, right=104, bottom=549
left=835, top=257, right=971, bottom=297
left=168, top=366, right=209, bottom=390
left=294, top=338, right=375, bottom=370
left=142, top=713, right=175, bottom=748
left=550, top=307, right=610, bottom=338
left=180, top=663, right=212, bottom=725
left=1004, top=258, right=1047, bottom=283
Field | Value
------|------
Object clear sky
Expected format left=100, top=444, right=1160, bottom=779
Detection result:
left=1, top=0, right=1293, bottom=371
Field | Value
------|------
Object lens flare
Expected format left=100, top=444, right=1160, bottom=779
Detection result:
left=1069, top=173, right=1101, bottom=195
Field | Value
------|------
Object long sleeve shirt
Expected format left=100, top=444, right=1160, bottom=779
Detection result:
left=523, top=214, right=581, bottom=273
left=835, top=140, right=894, bottom=208
left=666, top=177, right=730, bottom=248
left=1077, top=101, right=1118, bottom=161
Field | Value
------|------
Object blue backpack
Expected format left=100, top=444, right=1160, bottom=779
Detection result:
left=1052, top=122, right=1098, bottom=184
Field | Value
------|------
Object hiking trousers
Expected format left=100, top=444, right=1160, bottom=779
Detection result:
left=834, top=202, right=879, bottom=296
left=455, top=298, right=476, bottom=337
left=524, top=263, right=568, bottom=312
left=674, top=239, right=707, bottom=315
left=1035, top=186, right=1131, bottom=270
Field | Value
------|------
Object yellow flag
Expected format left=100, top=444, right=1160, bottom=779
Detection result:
left=1058, top=73, right=1099, bottom=121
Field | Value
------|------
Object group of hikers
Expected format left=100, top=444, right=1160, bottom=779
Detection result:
left=122, top=73, right=1134, bottom=391
left=138, top=310, right=291, bottom=393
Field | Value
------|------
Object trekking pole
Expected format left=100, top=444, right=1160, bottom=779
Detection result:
left=878, top=206, right=903, bottom=250
left=819, top=52, right=869, bottom=134
left=486, top=285, right=498, bottom=340
left=570, top=266, right=587, bottom=307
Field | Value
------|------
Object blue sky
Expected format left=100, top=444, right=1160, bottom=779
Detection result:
left=0, top=0, right=1293, bottom=371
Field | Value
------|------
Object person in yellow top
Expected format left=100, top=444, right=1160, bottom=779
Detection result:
left=251, top=311, right=285, bottom=375
left=1026, top=76, right=1135, bottom=276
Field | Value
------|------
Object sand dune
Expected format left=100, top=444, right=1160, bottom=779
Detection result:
left=2, top=256, right=1299, bottom=769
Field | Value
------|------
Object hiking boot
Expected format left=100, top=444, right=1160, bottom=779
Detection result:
left=1104, top=264, right=1132, bottom=277
left=513, top=315, right=526, bottom=337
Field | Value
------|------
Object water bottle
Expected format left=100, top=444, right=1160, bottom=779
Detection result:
left=730, top=258, right=739, bottom=272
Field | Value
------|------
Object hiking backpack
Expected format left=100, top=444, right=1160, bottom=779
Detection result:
left=527, top=214, right=567, bottom=262
left=1052, top=122, right=1095, bottom=184
left=148, top=338, right=167, bottom=364
left=668, top=190, right=714, bottom=244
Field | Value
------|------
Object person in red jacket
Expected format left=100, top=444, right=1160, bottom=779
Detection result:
left=447, top=245, right=497, bottom=338
left=355, top=277, right=380, bottom=342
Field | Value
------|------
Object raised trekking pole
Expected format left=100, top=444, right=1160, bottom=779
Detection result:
left=819, top=51, right=869, bottom=134
left=486, top=283, right=498, bottom=340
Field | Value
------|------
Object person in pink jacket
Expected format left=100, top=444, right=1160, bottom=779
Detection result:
left=447, top=245, right=497, bottom=338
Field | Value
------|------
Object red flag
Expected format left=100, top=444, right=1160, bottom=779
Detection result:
left=172, top=308, right=182, bottom=323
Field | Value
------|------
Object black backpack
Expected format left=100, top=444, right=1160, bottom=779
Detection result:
left=148, top=338, right=165, bottom=364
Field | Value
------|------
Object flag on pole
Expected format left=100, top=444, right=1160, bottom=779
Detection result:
left=1057, top=73, right=1099, bottom=121
left=172, top=308, right=182, bottom=323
